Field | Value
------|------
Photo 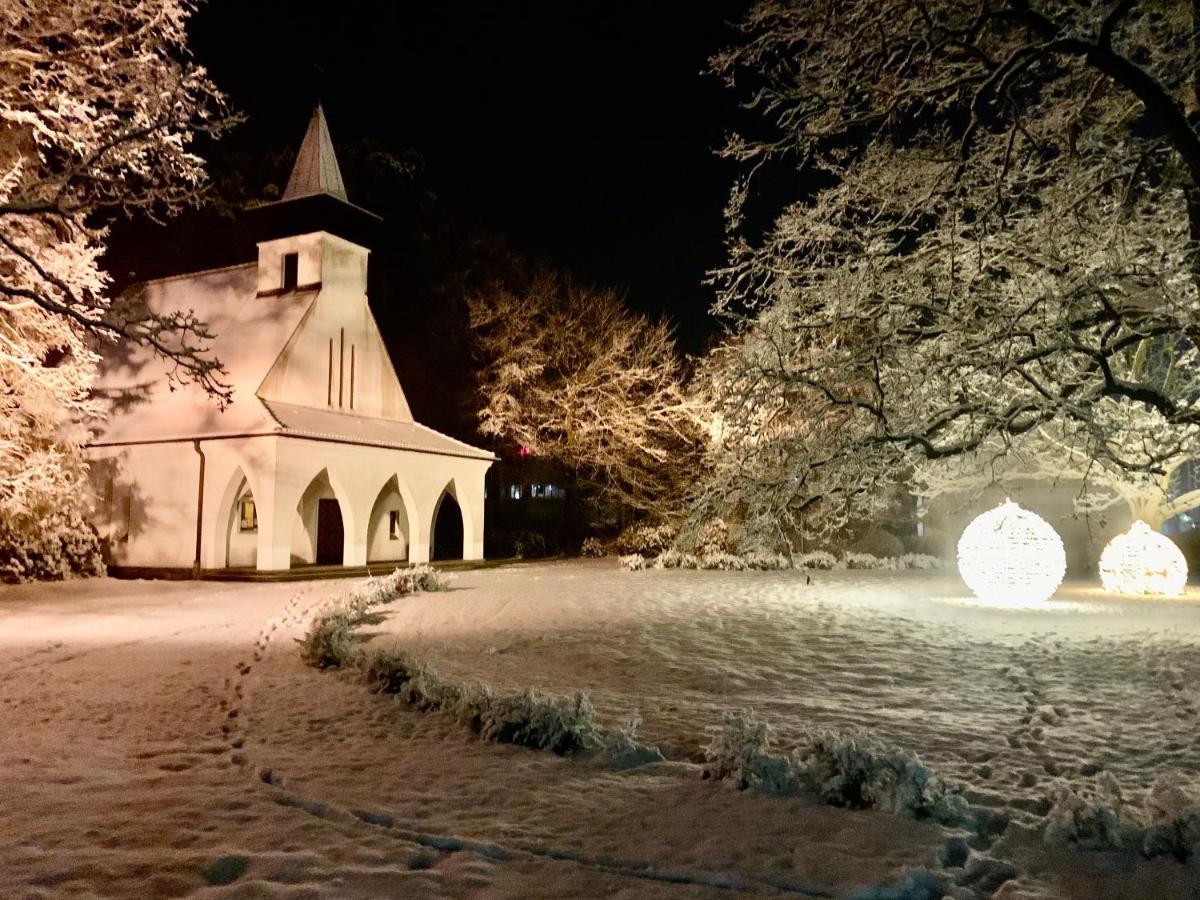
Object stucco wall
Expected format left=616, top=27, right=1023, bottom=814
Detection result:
left=367, top=481, right=410, bottom=562
left=255, top=232, right=412, bottom=421
left=89, top=434, right=490, bottom=570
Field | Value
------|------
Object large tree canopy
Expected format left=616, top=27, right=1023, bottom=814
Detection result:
left=698, top=0, right=1200, bottom=547
left=469, top=268, right=705, bottom=523
left=0, top=0, right=228, bottom=576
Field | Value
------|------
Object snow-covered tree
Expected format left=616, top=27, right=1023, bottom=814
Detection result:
left=0, top=0, right=229, bottom=577
left=697, top=0, right=1200, bottom=546
left=468, top=268, right=705, bottom=521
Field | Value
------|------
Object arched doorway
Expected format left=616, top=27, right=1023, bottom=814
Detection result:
left=292, top=469, right=346, bottom=566
left=223, top=472, right=257, bottom=568
left=432, top=491, right=464, bottom=561
left=367, top=476, right=411, bottom=564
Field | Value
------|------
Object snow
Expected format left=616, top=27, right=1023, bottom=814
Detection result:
left=3, top=562, right=1200, bottom=897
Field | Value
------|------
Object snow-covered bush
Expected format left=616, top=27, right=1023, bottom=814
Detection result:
left=705, top=710, right=968, bottom=824
left=0, top=508, right=105, bottom=583
left=1042, top=776, right=1200, bottom=860
left=580, top=537, right=607, bottom=558
left=394, top=563, right=454, bottom=593
left=511, top=530, right=549, bottom=559
left=619, top=553, right=647, bottom=571
left=298, top=610, right=360, bottom=670
left=359, top=645, right=421, bottom=695
left=849, top=869, right=947, bottom=900
left=451, top=683, right=601, bottom=754
left=793, top=732, right=968, bottom=824
left=690, top=518, right=732, bottom=557
left=612, top=522, right=677, bottom=557
left=898, top=553, right=941, bottom=570
left=795, top=551, right=838, bottom=569
left=623, top=547, right=942, bottom=574
left=742, top=551, right=792, bottom=570
left=601, top=713, right=666, bottom=770
left=700, top=710, right=777, bottom=787
left=697, top=552, right=748, bottom=571
left=841, top=551, right=889, bottom=570
left=1043, top=776, right=1133, bottom=850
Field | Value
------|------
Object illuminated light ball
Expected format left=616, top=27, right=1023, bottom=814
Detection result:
left=1098, top=520, right=1188, bottom=597
left=957, top=500, right=1066, bottom=603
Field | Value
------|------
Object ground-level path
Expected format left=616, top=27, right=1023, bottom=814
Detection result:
left=0, top=574, right=943, bottom=899
left=4, top=563, right=1200, bottom=898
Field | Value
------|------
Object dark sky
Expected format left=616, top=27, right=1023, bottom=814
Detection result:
left=186, top=0, right=746, bottom=351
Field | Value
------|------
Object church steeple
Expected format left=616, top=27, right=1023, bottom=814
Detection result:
left=282, top=104, right=348, bottom=203
left=252, top=104, right=380, bottom=248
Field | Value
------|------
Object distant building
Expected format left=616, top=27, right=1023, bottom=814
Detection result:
left=88, top=106, right=494, bottom=573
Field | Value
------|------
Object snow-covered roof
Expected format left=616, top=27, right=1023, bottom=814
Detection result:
left=261, top=400, right=495, bottom=460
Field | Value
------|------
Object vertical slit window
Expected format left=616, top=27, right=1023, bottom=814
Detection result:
left=282, top=252, right=298, bottom=290
left=350, top=345, right=355, bottom=410
left=327, top=338, right=333, bottom=406
left=338, top=328, right=345, bottom=408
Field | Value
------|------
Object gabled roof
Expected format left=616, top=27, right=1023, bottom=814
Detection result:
left=262, top=400, right=496, bottom=461
left=282, top=104, right=348, bottom=203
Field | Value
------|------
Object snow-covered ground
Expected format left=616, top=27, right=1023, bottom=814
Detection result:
left=3, top=562, right=1200, bottom=897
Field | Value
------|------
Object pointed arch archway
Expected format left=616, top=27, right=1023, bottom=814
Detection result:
left=431, top=480, right=470, bottom=561
left=366, top=474, right=418, bottom=564
left=212, top=464, right=263, bottom=569
left=291, top=468, right=350, bottom=566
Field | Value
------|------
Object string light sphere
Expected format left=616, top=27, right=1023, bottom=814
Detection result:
left=1098, top=520, right=1188, bottom=597
left=957, top=500, right=1066, bottom=604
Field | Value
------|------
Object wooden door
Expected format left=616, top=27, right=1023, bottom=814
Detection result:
left=316, top=498, right=344, bottom=565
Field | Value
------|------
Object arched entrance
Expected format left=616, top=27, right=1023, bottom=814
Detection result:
left=367, top=475, right=411, bottom=564
left=292, top=469, right=346, bottom=566
left=432, top=491, right=464, bottom=561
left=223, top=472, right=257, bottom=568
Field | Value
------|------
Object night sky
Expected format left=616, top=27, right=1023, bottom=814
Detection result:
left=180, top=0, right=746, bottom=353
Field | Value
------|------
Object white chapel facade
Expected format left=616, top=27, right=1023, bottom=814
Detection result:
left=87, top=107, right=494, bottom=572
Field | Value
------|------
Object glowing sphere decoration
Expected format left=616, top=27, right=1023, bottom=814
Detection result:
left=956, top=500, right=1066, bottom=603
left=1098, top=520, right=1187, bottom=597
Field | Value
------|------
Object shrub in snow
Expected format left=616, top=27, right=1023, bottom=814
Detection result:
left=601, top=713, right=666, bottom=770
left=898, top=553, right=941, bottom=570
left=1042, top=773, right=1133, bottom=850
left=451, top=683, right=601, bottom=754
left=795, top=551, right=839, bottom=569
left=1136, top=780, right=1200, bottom=861
left=704, top=711, right=968, bottom=824
left=511, top=529, right=549, bottom=559
left=0, top=508, right=104, bottom=583
left=580, top=537, right=607, bottom=558
left=359, top=645, right=422, bottom=695
left=850, top=868, right=947, bottom=900
left=703, top=708, right=796, bottom=792
left=697, top=552, right=748, bottom=571
left=793, top=732, right=968, bottom=824
left=690, top=518, right=732, bottom=557
left=394, top=563, right=454, bottom=593
left=298, top=610, right=360, bottom=670
left=742, top=551, right=792, bottom=570
left=841, top=550, right=890, bottom=570
left=612, top=522, right=677, bottom=557
left=619, top=553, right=646, bottom=571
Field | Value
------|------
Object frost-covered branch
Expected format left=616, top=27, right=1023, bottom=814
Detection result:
left=697, top=0, right=1200, bottom=546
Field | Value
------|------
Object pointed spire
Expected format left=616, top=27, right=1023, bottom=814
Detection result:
left=282, top=104, right=348, bottom=203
